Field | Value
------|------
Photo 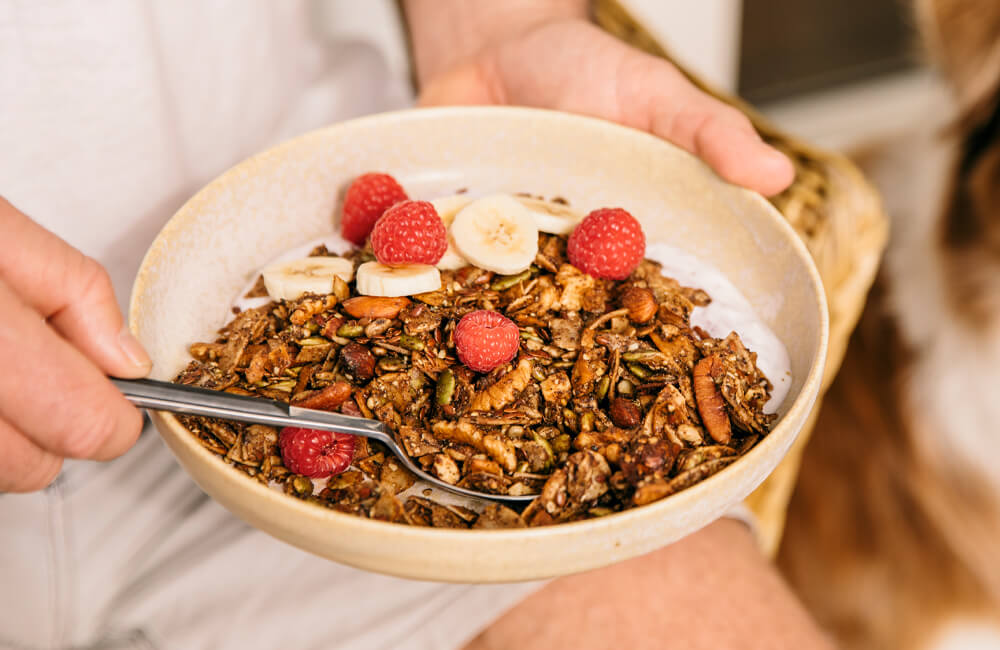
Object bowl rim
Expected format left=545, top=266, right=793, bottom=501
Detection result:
left=131, top=105, right=829, bottom=544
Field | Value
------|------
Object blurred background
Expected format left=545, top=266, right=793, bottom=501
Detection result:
left=626, top=0, right=949, bottom=151
left=312, top=0, right=948, bottom=152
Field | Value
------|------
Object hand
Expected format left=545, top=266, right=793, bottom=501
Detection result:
left=0, top=197, right=151, bottom=492
left=406, top=4, right=794, bottom=197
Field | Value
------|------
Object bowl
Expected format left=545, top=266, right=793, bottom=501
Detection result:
left=130, top=106, right=828, bottom=583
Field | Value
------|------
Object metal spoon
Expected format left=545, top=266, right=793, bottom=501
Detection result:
left=112, top=377, right=535, bottom=503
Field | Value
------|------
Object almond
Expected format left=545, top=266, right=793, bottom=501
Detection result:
left=341, top=296, right=410, bottom=320
left=608, top=397, right=641, bottom=429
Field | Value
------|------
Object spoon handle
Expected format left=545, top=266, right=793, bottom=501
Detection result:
left=111, top=377, right=387, bottom=439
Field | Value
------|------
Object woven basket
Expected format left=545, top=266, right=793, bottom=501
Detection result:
left=594, top=0, right=889, bottom=554
left=396, top=0, right=889, bottom=556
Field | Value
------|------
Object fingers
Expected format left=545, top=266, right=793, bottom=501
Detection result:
left=0, top=278, right=144, bottom=462
left=0, top=418, right=63, bottom=492
left=0, top=197, right=151, bottom=379
left=482, top=21, right=796, bottom=196
left=626, top=62, right=796, bottom=197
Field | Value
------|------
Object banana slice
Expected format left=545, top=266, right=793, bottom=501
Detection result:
left=450, top=194, right=539, bottom=275
left=430, top=194, right=473, bottom=270
left=516, top=196, right=584, bottom=235
left=355, top=261, right=441, bottom=297
left=261, top=257, right=354, bottom=301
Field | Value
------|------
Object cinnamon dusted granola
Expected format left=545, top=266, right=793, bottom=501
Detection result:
left=174, top=233, right=775, bottom=528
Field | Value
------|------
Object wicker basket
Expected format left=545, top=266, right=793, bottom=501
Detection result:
left=397, top=0, right=889, bottom=555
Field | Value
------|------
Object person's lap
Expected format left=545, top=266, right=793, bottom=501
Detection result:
left=0, top=426, right=542, bottom=650
left=0, top=422, right=823, bottom=650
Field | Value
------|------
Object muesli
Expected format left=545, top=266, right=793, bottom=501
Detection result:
left=173, top=173, right=777, bottom=528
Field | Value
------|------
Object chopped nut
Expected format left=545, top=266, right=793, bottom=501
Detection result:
left=432, top=454, right=461, bottom=484
left=340, top=342, right=375, bottom=382
left=468, top=358, right=533, bottom=412
left=540, top=372, right=572, bottom=406
left=693, top=356, right=732, bottom=444
left=608, top=397, right=641, bottom=428
left=292, top=381, right=352, bottom=411
left=620, top=286, right=658, bottom=323
left=342, top=296, right=410, bottom=319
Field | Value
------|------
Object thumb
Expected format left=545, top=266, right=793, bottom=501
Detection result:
left=635, top=67, right=795, bottom=196
left=0, top=197, right=152, bottom=378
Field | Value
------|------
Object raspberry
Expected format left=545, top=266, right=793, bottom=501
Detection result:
left=279, top=427, right=356, bottom=478
left=370, top=200, right=448, bottom=265
left=341, top=172, right=408, bottom=246
left=567, top=207, right=646, bottom=280
left=453, top=310, right=520, bottom=372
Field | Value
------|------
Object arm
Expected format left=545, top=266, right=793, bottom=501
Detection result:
left=466, top=519, right=836, bottom=650
left=403, top=0, right=795, bottom=196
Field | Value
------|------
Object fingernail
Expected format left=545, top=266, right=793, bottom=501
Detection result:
left=118, top=327, right=152, bottom=370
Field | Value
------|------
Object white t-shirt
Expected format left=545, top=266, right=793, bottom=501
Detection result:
left=1, top=0, right=412, bottom=310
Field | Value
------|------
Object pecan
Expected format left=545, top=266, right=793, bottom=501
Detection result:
left=341, top=296, right=410, bottom=319
left=292, top=381, right=352, bottom=411
left=608, top=397, right=641, bottom=429
left=340, top=342, right=375, bottom=382
left=693, top=355, right=732, bottom=444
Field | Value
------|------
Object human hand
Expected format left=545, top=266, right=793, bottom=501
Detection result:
left=0, top=197, right=151, bottom=492
left=406, top=3, right=794, bottom=197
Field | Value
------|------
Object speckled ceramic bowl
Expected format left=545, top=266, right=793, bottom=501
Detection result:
left=130, top=106, right=828, bottom=583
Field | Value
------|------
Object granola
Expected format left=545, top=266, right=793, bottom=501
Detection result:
left=173, top=228, right=777, bottom=529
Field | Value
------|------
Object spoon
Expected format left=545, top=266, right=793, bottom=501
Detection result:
left=112, top=377, right=535, bottom=503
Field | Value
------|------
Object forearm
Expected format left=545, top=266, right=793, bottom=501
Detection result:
left=403, top=0, right=587, bottom=85
left=467, top=519, right=835, bottom=650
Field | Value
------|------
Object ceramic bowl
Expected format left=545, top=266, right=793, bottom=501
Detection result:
left=130, top=106, right=828, bottom=583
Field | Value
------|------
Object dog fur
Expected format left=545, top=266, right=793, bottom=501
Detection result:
left=777, top=1, right=1000, bottom=648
